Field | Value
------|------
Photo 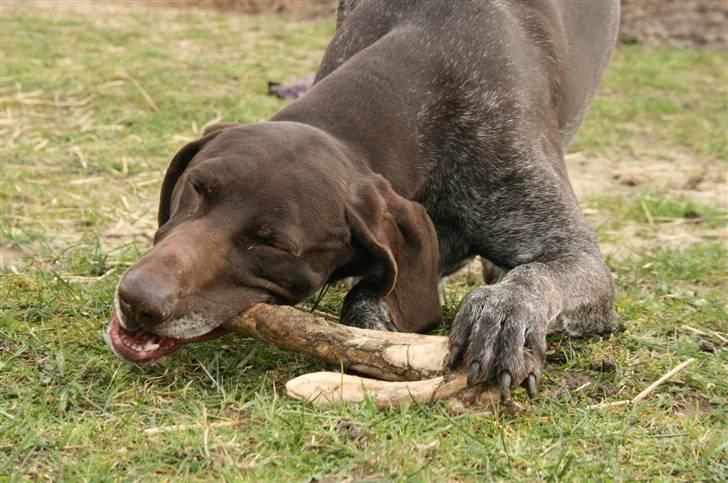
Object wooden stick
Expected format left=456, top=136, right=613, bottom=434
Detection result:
left=123, top=72, right=160, bottom=113
left=640, top=199, right=657, bottom=229
left=285, top=371, right=499, bottom=409
left=221, top=304, right=503, bottom=408
left=589, top=358, right=694, bottom=409
left=223, top=304, right=451, bottom=381
left=589, top=399, right=631, bottom=410
left=683, top=325, right=728, bottom=344
left=631, top=358, right=694, bottom=403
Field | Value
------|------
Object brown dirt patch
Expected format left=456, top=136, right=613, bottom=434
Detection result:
left=673, top=395, right=714, bottom=418
left=566, top=151, right=727, bottom=257
left=567, top=151, right=728, bottom=210
left=0, top=246, right=26, bottom=270
left=620, top=0, right=728, bottom=49
left=541, top=369, right=620, bottom=402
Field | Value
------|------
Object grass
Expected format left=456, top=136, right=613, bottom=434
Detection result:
left=583, top=192, right=728, bottom=248
left=572, top=46, right=728, bottom=160
left=1, top=3, right=727, bottom=481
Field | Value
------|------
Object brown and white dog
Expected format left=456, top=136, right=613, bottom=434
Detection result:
left=107, top=0, right=621, bottom=398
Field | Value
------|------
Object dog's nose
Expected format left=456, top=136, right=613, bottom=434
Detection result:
left=117, top=268, right=177, bottom=328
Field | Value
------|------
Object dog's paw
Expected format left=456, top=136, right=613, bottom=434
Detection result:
left=448, top=285, right=547, bottom=399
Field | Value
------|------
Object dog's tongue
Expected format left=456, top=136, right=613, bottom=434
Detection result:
left=105, top=313, right=225, bottom=362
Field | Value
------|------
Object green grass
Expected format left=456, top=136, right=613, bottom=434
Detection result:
left=583, top=192, right=728, bottom=247
left=572, top=46, right=728, bottom=160
left=1, top=4, right=727, bottom=481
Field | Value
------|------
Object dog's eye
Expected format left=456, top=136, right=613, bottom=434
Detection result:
left=242, top=225, right=302, bottom=257
left=264, top=238, right=302, bottom=257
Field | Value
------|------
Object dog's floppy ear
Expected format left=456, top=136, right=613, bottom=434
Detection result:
left=158, top=126, right=237, bottom=226
left=158, top=133, right=216, bottom=226
left=345, top=176, right=442, bottom=332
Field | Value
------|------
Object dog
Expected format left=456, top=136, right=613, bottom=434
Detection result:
left=106, top=0, right=621, bottom=398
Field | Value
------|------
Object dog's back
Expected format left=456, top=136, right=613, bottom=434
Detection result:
left=318, top=0, right=619, bottom=147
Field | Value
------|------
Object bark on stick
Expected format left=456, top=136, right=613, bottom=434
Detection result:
left=223, top=304, right=451, bottom=381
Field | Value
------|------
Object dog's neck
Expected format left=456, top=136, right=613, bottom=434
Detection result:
left=271, top=58, right=429, bottom=199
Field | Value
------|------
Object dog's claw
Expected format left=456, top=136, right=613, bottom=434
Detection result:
left=499, top=371, right=512, bottom=402
left=448, top=344, right=462, bottom=369
left=467, top=361, right=480, bottom=386
left=525, top=373, right=537, bottom=399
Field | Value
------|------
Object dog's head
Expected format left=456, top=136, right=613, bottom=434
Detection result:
left=106, top=121, right=441, bottom=362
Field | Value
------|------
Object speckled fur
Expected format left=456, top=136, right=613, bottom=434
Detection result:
left=298, top=0, right=621, bottom=386
left=341, top=282, right=397, bottom=331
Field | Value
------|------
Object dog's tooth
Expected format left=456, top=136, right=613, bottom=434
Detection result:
left=125, top=337, right=141, bottom=351
left=144, top=342, right=160, bottom=351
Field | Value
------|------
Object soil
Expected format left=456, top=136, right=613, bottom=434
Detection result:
left=541, top=369, right=620, bottom=402
left=565, top=151, right=727, bottom=258
left=620, top=0, right=728, bottom=49
left=673, top=395, right=714, bottom=417
left=567, top=151, right=727, bottom=210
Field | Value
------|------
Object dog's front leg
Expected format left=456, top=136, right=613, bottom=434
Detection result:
left=448, top=253, right=618, bottom=398
left=340, top=281, right=396, bottom=331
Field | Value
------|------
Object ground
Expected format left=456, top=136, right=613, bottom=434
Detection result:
left=1, top=2, right=726, bottom=481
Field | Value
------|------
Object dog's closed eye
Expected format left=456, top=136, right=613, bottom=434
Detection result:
left=240, top=224, right=302, bottom=257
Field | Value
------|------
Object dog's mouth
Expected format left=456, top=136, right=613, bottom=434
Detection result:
left=105, top=313, right=227, bottom=362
